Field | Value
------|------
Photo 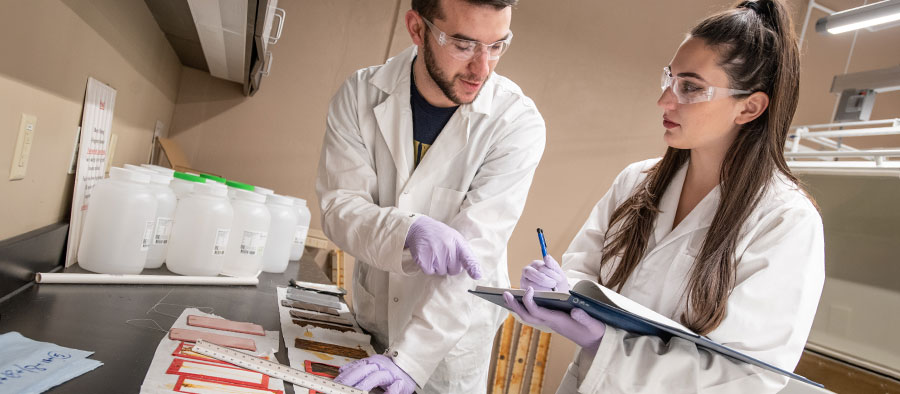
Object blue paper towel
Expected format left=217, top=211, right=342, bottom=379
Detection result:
left=0, top=332, right=103, bottom=394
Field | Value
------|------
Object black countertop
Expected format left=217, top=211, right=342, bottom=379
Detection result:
left=0, top=257, right=331, bottom=393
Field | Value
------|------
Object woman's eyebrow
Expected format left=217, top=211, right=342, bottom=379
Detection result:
left=677, top=71, right=707, bottom=83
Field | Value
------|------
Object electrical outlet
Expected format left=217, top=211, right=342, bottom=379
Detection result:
left=9, top=114, right=37, bottom=180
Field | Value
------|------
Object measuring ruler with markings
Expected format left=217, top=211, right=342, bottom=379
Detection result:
left=191, top=340, right=366, bottom=394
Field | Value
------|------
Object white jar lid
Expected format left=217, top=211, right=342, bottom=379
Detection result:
left=141, top=164, right=176, bottom=177
left=194, top=181, right=228, bottom=197
left=124, top=164, right=170, bottom=185
left=291, top=197, right=307, bottom=207
left=266, top=193, right=294, bottom=206
left=255, top=186, right=274, bottom=196
left=233, top=189, right=266, bottom=203
left=109, top=167, right=150, bottom=184
left=149, top=174, right=171, bottom=185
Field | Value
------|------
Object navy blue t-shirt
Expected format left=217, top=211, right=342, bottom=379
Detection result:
left=411, top=60, right=458, bottom=167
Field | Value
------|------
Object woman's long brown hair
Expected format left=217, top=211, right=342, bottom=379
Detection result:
left=599, top=0, right=805, bottom=335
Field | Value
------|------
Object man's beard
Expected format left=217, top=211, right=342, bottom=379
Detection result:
left=423, top=36, right=488, bottom=105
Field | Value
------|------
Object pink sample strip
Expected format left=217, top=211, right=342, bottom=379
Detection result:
left=169, top=327, right=257, bottom=352
left=187, top=315, right=265, bottom=336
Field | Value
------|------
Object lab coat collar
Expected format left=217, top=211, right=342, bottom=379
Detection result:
left=648, top=161, right=720, bottom=256
left=370, top=45, right=494, bottom=117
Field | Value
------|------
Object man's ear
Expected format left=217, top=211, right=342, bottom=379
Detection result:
left=405, top=10, right=426, bottom=47
left=735, top=91, right=769, bottom=125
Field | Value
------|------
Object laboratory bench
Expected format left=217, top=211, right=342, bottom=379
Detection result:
left=0, top=258, right=330, bottom=393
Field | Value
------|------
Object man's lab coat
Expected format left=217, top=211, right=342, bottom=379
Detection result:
left=316, top=45, right=546, bottom=393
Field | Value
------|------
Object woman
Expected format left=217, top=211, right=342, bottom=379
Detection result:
left=504, top=0, right=824, bottom=392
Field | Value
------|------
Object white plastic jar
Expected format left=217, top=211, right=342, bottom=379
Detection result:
left=289, top=197, right=312, bottom=261
left=261, top=193, right=299, bottom=273
left=124, top=165, right=177, bottom=269
left=166, top=181, right=234, bottom=276
left=221, top=189, right=271, bottom=277
left=77, top=167, right=158, bottom=274
left=170, top=171, right=206, bottom=199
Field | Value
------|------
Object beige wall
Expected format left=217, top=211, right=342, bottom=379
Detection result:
left=166, top=0, right=900, bottom=392
left=0, top=0, right=182, bottom=240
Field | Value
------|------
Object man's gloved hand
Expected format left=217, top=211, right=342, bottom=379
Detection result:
left=504, top=287, right=606, bottom=352
left=334, top=355, right=416, bottom=394
left=520, top=254, right=568, bottom=292
left=405, top=215, right=482, bottom=279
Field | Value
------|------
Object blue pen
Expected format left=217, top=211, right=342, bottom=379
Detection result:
left=537, top=228, right=548, bottom=257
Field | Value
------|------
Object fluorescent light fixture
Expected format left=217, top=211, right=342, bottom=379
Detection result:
left=187, top=0, right=248, bottom=83
left=816, top=0, right=900, bottom=34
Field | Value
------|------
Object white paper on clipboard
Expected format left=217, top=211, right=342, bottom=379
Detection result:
left=64, top=77, right=117, bottom=267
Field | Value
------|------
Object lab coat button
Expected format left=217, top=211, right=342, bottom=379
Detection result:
left=392, top=350, right=399, bottom=357
left=393, top=297, right=399, bottom=302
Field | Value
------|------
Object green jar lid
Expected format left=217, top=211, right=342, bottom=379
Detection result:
left=173, top=171, right=206, bottom=183
left=225, top=180, right=255, bottom=191
left=200, top=173, right=226, bottom=183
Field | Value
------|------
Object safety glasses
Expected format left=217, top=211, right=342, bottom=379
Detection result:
left=421, top=17, right=513, bottom=61
left=661, top=66, right=751, bottom=104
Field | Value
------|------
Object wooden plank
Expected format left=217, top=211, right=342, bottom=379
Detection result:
left=492, top=316, right=516, bottom=393
left=508, top=324, right=535, bottom=394
left=527, top=332, right=553, bottom=394
left=335, top=249, right=345, bottom=289
left=794, top=349, right=900, bottom=393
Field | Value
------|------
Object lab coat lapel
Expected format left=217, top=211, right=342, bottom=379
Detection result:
left=652, top=163, right=686, bottom=245
left=647, top=163, right=720, bottom=257
left=374, top=91, right=414, bottom=182
left=372, top=47, right=417, bottom=184
left=405, top=75, right=493, bottom=185
left=406, top=110, right=469, bottom=186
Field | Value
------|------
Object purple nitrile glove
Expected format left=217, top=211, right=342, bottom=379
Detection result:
left=520, top=254, right=569, bottom=292
left=405, top=215, right=482, bottom=279
left=504, top=287, right=606, bottom=352
left=334, top=355, right=416, bottom=394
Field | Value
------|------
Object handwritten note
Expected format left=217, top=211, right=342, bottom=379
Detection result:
left=0, top=332, right=102, bottom=394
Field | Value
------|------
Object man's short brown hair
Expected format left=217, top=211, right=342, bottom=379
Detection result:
left=412, top=0, right=517, bottom=22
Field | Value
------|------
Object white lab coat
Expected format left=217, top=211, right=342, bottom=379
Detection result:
left=556, top=158, right=825, bottom=394
left=316, top=45, right=545, bottom=393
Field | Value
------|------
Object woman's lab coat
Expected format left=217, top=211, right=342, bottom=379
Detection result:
left=556, top=159, right=825, bottom=394
left=316, top=45, right=545, bottom=393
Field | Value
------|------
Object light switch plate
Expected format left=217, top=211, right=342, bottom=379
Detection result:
left=9, top=114, right=37, bottom=180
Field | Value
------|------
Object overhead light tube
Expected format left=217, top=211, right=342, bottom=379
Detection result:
left=816, top=0, right=900, bottom=34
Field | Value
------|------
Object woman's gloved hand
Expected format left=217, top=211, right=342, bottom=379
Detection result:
left=504, top=287, right=606, bottom=352
left=520, top=254, right=569, bottom=292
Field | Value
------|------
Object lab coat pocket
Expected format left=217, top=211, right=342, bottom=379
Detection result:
left=428, top=187, right=466, bottom=223
left=351, top=274, right=379, bottom=330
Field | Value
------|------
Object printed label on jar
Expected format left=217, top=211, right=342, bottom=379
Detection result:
left=239, top=231, right=268, bottom=256
left=141, top=221, right=155, bottom=251
left=292, top=226, right=309, bottom=245
left=212, top=228, right=230, bottom=256
left=153, top=217, right=173, bottom=245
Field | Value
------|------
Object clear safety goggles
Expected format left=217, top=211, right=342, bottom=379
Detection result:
left=661, top=66, right=751, bottom=104
left=421, top=17, right=513, bottom=61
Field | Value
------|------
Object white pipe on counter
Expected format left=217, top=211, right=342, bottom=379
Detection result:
left=35, top=273, right=258, bottom=286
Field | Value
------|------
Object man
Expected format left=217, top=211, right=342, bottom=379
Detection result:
left=316, top=0, right=545, bottom=392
